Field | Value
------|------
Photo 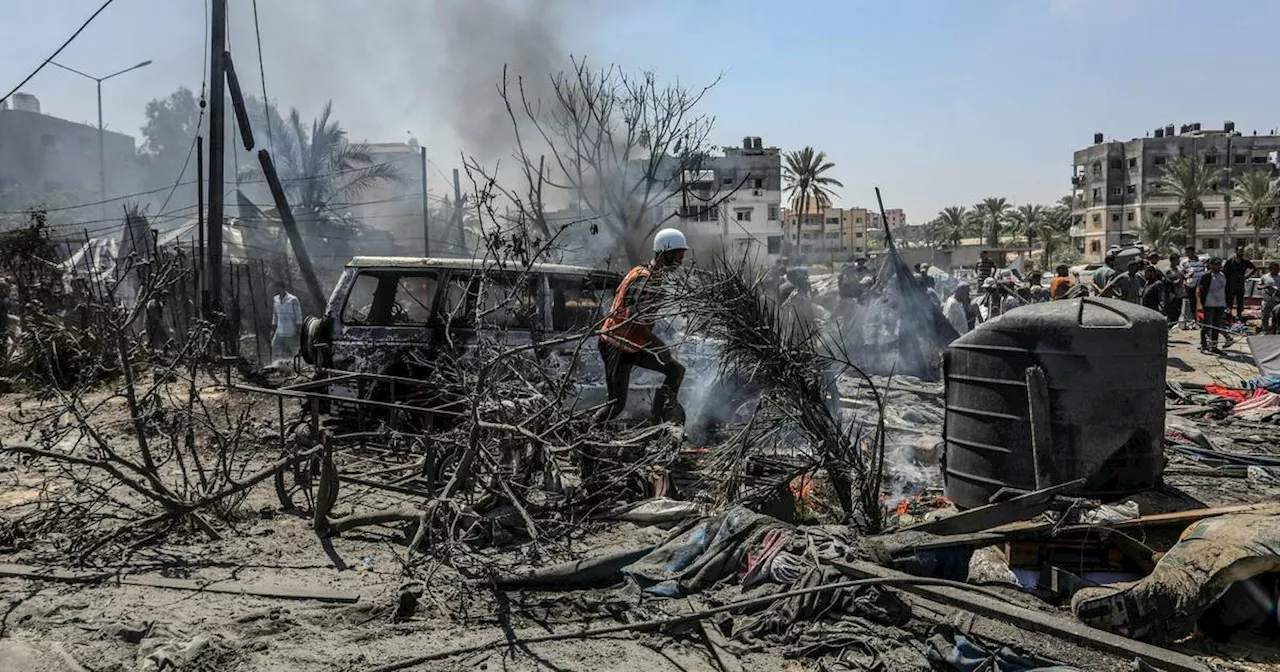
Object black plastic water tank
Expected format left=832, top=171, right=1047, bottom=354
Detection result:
left=942, top=298, right=1166, bottom=509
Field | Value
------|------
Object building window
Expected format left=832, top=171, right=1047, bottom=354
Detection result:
left=1127, top=212, right=1135, bottom=221
left=1233, top=209, right=1244, bottom=218
left=1092, top=161, right=1101, bottom=174
left=1154, top=156, right=1167, bottom=166
left=735, top=209, right=752, bottom=222
left=1110, top=186, right=1123, bottom=196
left=1252, top=155, right=1268, bottom=164
left=1126, top=184, right=1136, bottom=194
left=1203, top=210, right=1217, bottom=219
left=753, top=178, right=763, bottom=189
left=1091, top=188, right=1101, bottom=200
left=722, top=177, right=733, bottom=185
left=826, top=232, right=840, bottom=240
left=855, top=231, right=863, bottom=238
left=1111, top=214, right=1120, bottom=222
left=1127, top=158, right=1137, bottom=168
left=1204, top=238, right=1219, bottom=249
left=1109, top=159, right=1122, bottom=169
left=1236, top=154, right=1247, bottom=164
left=40, top=134, right=56, bottom=149
left=825, top=217, right=838, bottom=225
left=854, top=217, right=862, bottom=224
left=1152, top=210, right=1166, bottom=218
left=1092, top=214, right=1101, bottom=223
left=767, top=205, right=778, bottom=221
left=1205, top=155, right=1218, bottom=165
left=1090, top=240, right=1101, bottom=253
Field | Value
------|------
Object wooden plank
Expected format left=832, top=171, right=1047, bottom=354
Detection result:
left=0, top=564, right=359, bottom=604
left=829, top=560, right=1210, bottom=672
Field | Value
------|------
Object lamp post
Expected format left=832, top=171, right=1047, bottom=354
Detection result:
left=49, top=60, right=152, bottom=216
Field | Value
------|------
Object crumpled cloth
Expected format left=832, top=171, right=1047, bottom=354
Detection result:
left=926, top=630, right=1081, bottom=672
left=1204, top=383, right=1248, bottom=403
left=785, top=617, right=931, bottom=671
left=621, top=506, right=783, bottom=597
left=1243, top=375, right=1280, bottom=393
left=733, top=566, right=910, bottom=639
left=1234, top=390, right=1280, bottom=417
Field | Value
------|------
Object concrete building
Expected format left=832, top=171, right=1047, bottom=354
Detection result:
left=1071, top=122, right=1280, bottom=259
left=0, top=93, right=140, bottom=212
left=783, top=204, right=888, bottom=260
left=660, top=136, right=784, bottom=263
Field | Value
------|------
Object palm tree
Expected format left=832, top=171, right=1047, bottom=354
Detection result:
left=1138, top=217, right=1182, bottom=254
left=1231, top=170, right=1279, bottom=252
left=972, top=197, right=1010, bottom=247
left=1035, top=206, right=1072, bottom=267
left=1008, top=204, right=1045, bottom=250
left=931, top=206, right=971, bottom=249
left=240, top=101, right=404, bottom=237
left=783, top=147, right=843, bottom=250
left=1157, top=156, right=1223, bottom=250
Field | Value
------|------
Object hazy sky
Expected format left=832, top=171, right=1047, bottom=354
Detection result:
left=4, top=0, right=1280, bottom=223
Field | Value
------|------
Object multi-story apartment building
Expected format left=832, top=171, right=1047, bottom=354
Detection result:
left=783, top=205, right=892, bottom=260
left=1071, top=122, right=1280, bottom=260
left=659, top=136, right=784, bottom=263
left=0, top=93, right=140, bottom=211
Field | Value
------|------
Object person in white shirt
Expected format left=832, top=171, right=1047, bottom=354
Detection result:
left=1261, top=261, right=1280, bottom=335
left=943, top=282, right=972, bottom=338
left=1178, top=246, right=1205, bottom=330
left=271, top=281, right=304, bottom=363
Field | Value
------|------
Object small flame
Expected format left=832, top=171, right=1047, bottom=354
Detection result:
left=789, top=474, right=813, bottom=504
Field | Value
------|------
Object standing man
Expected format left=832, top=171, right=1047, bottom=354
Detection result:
left=763, top=258, right=787, bottom=300
left=1259, top=261, right=1280, bottom=335
left=1179, top=246, right=1205, bottom=330
left=594, top=228, right=688, bottom=424
left=943, top=282, right=972, bottom=337
left=1223, top=245, right=1257, bottom=321
left=1140, top=265, right=1168, bottom=315
left=1113, top=260, right=1146, bottom=304
left=271, top=281, right=304, bottom=363
left=1197, top=257, right=1228, bottom=353
left=975, top=251, right=996, bottom=282
left=1091, top=254, right=1118, bottom=297
left=1049, top=265, right=1073, bottom=300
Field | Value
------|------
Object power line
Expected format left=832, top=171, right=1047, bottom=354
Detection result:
left=0, top=0, right=118, bottom=106
left=250, top=0, right=273, bottom=149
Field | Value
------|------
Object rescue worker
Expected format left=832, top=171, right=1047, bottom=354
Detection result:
left=594, top=228, right=688, bottom=425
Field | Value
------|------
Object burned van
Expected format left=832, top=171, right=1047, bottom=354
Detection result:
left=301, top=257, right=622, bottom=401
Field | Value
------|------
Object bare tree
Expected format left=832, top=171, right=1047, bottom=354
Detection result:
left=482, top=57, right=741, bottom=265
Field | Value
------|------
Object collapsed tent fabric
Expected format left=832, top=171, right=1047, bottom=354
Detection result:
left=1249, top=335, right=1280, bottom=378
left=1072, top=507, right=1280, bottom=643
left=621, top=506, right=783, bottom=597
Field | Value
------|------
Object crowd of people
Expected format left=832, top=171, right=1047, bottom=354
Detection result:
left=936, top=245, right=1280, bottom=354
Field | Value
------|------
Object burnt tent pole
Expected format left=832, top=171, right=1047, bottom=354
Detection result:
left=421, top=146, right=430, bottom=257
left=452, top=168, right=464, bottom=255
left=207, top=0, right=227, bottom=325
left=257, top=149, right=325, bottom=310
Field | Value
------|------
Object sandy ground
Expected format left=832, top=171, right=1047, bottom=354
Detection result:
left=0, top=332, right=1276, bottom=671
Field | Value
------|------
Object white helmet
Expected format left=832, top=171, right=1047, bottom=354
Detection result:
left=653, top=228, right=688, bottom=254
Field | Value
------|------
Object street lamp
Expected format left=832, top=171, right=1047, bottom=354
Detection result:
left=49, top=59, right=152, bottom=215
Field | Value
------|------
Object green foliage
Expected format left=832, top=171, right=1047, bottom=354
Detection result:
left=1158, top=156, right=1225, bottom=243
left=783, top=147, right=843, bottom=215
left=1138, top=217, right=1183, bottom=254
left=929, top=206, right=971, bottom=249
left=973, top=197, right=1010, bottom=247
left=1231, top=170, right=1279, bottom=248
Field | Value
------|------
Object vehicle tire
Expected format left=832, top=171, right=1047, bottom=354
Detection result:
left=300, top=316, right=330, bottom=365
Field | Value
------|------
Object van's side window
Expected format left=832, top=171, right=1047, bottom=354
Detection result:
left=548, top=275, right=615, bottom=331
left=341, top=271, right=439, bottom=326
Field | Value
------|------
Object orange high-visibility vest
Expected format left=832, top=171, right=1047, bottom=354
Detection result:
left=601, top=263, right=658, bottom=353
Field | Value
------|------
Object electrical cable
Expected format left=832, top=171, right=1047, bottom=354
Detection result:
left=251, top=0, right=273, bottom=149
left=0, top=0, right=117, bottom=106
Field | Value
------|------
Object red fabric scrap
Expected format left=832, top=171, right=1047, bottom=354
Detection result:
left=1204, top=384, right=1248, bottom=403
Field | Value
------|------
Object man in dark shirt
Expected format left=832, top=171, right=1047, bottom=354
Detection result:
left=975, top=251, right=996, bottom=281
left=1223, top=246, right=1256, bottom=320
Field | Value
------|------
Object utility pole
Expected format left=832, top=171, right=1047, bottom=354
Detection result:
left=421, top=146, right=430, bottom=257
left=452, top=168, right=464, bottom=254
left=207, top=0, right=227, bottom=316
left=196, top=136, right=206, bottom=319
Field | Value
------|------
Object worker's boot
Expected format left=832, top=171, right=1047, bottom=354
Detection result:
left=650, top=389, right=670, bottom=424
